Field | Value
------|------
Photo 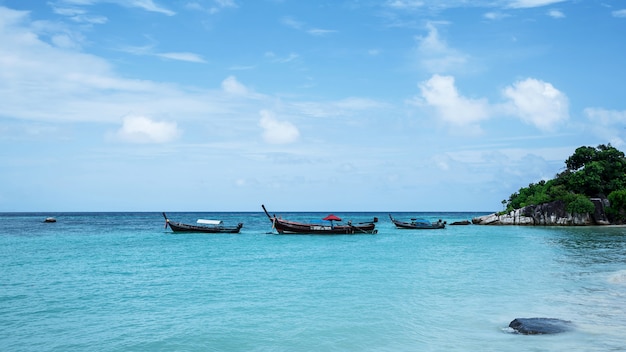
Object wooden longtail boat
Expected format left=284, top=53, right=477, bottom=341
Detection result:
left=162, top=212, right=243, bottom=233
left=389, top=214, right=446, bottom=229
left=262, top=205, right=378, bottom=234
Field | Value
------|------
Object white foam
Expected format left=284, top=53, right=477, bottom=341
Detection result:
left=607, top=270, right=626, bottom=284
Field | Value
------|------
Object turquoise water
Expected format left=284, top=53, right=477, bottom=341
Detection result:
left=1, top=212, right=625, bottom=351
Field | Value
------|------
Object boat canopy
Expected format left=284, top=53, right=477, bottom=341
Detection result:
left=197, top=219, right=223, bottom=225
left=323, top=214, right=342, bottom=222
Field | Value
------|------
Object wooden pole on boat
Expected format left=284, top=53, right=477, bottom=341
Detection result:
left=162, top=212, right=169, bottom=229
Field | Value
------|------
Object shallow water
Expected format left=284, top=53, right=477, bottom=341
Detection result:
left=1, top=212, right=625, bottom=351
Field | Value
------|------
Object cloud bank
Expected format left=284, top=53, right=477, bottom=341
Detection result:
left=417, top=75, right=569, bottom=132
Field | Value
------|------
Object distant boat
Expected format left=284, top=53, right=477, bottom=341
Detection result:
left=162, top=212, right=243, bottom=233
left=262, top=204, right=378, bottom=235
left=44, top=217, right=57, bottom=223
left=389, top=214, right=446, bottom=229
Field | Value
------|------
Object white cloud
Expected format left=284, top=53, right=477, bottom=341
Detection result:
left=221, top=76, right=249, bottom=95
left=56, top=0, right=175, bottom=16
left=281, top=16, right=304, bottom=30
left=121, top=0, right=175, bottom=16
left=265, top=51, right=299, bottom=63
left=385, top=0, right=424, bottom=9
left=612, top=9, right=626, bottom=18
left=417, top=22, right=448, bottom=52
left=119, top=40, right=206, bottom=64
left=417, top=74, right=490, bottom=128
left=0, top=7, right=250, bottom=124
left=307, top=28, right=337, bottom=36
left=209, top=0, right=238, bottom=14
left=51, top=33, right=83, bottom=49
left=415, top=22, right=468, bottom=73
left=281, top=16, right=335, bottom=37
left=114, top=115, right=181, bottom=143
left=508, top=0, right=566, bottom=9
left=502, top=78, right=569, bottom=131
left=484, top=12, right=510, bottom=20
left=51, top=5, right=108, bottom=24
left=584, top=108, right=626, bottom=125
left=258, top=110, right=299, bottom=144
left=584, top=108, right=626, bottom=147
left=184, top=0, right=237, bottom=14
left=413, top=75, right=569, bottom=134
left=156, top=52, right=207, bottom=63
left=547, top=9, right=565, bottom=18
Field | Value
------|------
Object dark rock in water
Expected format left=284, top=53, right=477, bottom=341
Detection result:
left=509, top=318, right=573, bottom=335
left=450, top=220, right=471, bottom=225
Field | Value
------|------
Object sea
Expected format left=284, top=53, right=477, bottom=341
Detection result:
left=1, top=211, right=625, bottom=352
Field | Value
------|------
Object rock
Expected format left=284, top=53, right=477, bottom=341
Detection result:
left=590, top=197, right=611, bottom=225
left=472, top=197, right=611, bottom=226
left=508, top=318, right=573, bottom=335
left=472, top=213, right=499, bottom=225
left=450, top=220, right=471, bottom=225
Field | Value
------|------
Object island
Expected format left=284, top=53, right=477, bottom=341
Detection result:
left=473, top=144, right=626, bottom=226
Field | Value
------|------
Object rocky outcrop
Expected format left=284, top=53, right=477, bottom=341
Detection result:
left=508, top=318, right=573, bottom=335
left=472, top=198, right=610, bottom=226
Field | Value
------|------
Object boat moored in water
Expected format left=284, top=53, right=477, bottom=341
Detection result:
left=162, top=212, right=243, bottom=233
left=389, top=214, right=446, bottom=229
left=262, top=204, right=378, bottom=234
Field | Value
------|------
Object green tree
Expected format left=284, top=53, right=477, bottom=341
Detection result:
left=559, top=144, right=626, bottom=197
left=565, top=194, right=595, bottom=214
left=607, top=189, right=626, bottom=222
left=565, top=146, right=597, bottom=171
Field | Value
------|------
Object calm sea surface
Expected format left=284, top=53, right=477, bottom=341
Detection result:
left=1, top=211, right=625, bottom=351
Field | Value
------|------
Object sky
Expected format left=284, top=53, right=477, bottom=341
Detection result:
left=1, top=0, right=626, bottom=212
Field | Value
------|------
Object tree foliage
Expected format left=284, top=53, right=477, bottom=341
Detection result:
left=607, top=189, right=626, bottom=221
left=565, top=194, right=596, bottom=214
left=503, top=144, right=626, bottom=215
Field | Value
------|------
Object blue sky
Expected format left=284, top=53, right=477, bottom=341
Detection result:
left=1, top=0, right=625, bottom=212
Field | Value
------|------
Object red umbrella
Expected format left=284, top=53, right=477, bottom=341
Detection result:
left=323, top=214, right=342, bottom=222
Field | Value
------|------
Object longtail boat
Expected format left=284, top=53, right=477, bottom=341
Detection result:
left=262, top=204, right=378, bottom=234
left=162, top=212, right=243, bottom=233
left=389, top=214, right=446, bottom=229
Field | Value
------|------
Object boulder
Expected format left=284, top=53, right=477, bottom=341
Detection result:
left=508, top=318, right=573, bottom=335
left=472, top=213, right=499, bottom=225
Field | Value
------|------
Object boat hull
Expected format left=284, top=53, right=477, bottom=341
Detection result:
left=167, top=221, right=243, bottom=233
left=272, top=219, right=377, bottom=234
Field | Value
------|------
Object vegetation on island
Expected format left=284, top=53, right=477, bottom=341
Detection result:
left=501, top=144, right=626, bottom=222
